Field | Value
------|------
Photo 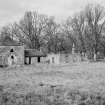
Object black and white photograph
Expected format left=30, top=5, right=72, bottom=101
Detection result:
left=0, top=0, right=105, bottom=104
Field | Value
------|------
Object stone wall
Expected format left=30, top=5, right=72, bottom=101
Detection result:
left=46, top=53, right=82, bottom=64
left=60, top=53, right=82, bottom=63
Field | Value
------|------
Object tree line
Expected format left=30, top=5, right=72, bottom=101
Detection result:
left=1, top=3, right=105, bottom=61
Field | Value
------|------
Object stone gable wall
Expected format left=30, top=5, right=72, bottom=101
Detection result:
left=0, top=46, right=24, bottom=66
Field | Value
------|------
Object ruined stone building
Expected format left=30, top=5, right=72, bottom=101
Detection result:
left=0, top=36, right=24, bottom=66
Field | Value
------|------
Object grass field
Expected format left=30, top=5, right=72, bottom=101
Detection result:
left=0, top=62, right=105, bottom=94
left=0, top=62, right=105, bottom=104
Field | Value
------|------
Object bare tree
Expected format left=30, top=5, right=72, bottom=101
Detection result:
left=62, top=17, right=74, bottom=42
left=0, top=22, right=28, bottom=46
left=61, top=17, right=76, bottom=53
left=44, top=16, right=61, bottom=53
left=62, top=12, right=86, bottom=55
left=85, top=4, right=105, bottom=61
left=0, top=24, right=14, bottom=39
left=70, top=12, right=86, bottom=55
left=16, top=11, right=48, bottom=49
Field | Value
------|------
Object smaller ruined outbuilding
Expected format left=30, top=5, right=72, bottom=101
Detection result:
left=24, top=49, right=47, bottom=64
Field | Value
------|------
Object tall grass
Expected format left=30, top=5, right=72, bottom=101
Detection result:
left=0, top=85, right=105, bottom=105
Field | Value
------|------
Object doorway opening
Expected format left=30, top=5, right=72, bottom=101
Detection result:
left=11, top=55, right=14, bottom=59
left=38, top=57, right=40, bottom=63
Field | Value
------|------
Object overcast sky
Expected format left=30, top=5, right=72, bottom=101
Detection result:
left=0, top=0, right=105, bottom=28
